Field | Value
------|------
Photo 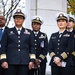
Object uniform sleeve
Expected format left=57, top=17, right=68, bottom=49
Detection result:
left=72, top=31, right=75, bottom=56
left=48, top=34, right=56, bottom=59
left=29, top=31, right=36, bottom=62
left=38, top=34, right=48, bottom=61
left=59, top=32, right=74, bottom=60
left=0, top=29, right=8, bottom=63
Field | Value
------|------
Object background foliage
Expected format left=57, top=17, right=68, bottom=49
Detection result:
left=67, top=0, right=75, bottom=15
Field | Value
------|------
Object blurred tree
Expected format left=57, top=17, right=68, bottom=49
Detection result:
left=0, top=0, right=21, bottom=26
left=67, top=0, right=75, bottom=29
left=67, top=0, right=75, bottom=15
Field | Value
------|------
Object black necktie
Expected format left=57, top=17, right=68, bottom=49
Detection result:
left=0, top=29, right=3, bottom=40
left=18, top=29, right=20, bottom=35
left=34, top=32, right=38, bottom=36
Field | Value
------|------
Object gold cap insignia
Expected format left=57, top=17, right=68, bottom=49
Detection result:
left=59, top=13, right=64, bottom=17
left=36, top=17, right=40, bottom=20
left=16, top=9, right=21, bottom=12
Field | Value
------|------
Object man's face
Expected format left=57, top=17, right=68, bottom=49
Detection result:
left=14, top=16, right=24, bottom=27
left=0, top=16, right=6, bottom=27
left=67, top=21, right=74, bottom=29
left=32, top=22, right=41, bottom=32
left=57, top=19, right=67, bottom=29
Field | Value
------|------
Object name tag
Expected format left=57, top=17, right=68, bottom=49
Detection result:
left=40, top=41, right=44, bottom=48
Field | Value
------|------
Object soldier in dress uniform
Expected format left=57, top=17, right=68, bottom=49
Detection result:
left=28, top=16, right=48, bottom=75
left=67, top=14, right=75, bottom=75
left=0, top=14, right=8, bottom=75
left=67, top=14, right=75, bottom=32
left=0, top=9, right=36, bottom=75
left=48, top=12, right=74, bottom=75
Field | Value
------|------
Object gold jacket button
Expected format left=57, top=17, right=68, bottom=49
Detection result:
left=18, top=36, right=20, bottom=38
left=35, top=40, right=36, bottom=42
left=35, top=43, right=37, bottom=45
left=18, top=45, right=20, bottom=47
left=58, top=40, right=60, bottom=41
left=58, top=43, right=60, bottom=45
left=57, top=52, right=59, bottom=54
left=57, top=48, right=59, bottom=49
left=35, top=47, right=37, bottom=49
left=18, top=40, right=20, bottom=43
left=18, top=49, right=20, bottom=51
left=67, top=52, right=69, bottom=54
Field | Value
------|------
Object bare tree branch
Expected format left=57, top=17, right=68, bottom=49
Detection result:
left=4, top=0, right=9, bottom=7
left=5, top=0, right=21, bottom=16
left=0, top=0, right=22, bottom=26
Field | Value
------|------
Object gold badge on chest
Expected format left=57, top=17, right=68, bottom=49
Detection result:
left=9, top=31, right=14, bottom=35
left=39, top=34, right=45, bottom=39
left=24, top=29, right=30, bottom=34
left=63, top=34, right=70, bottom=37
